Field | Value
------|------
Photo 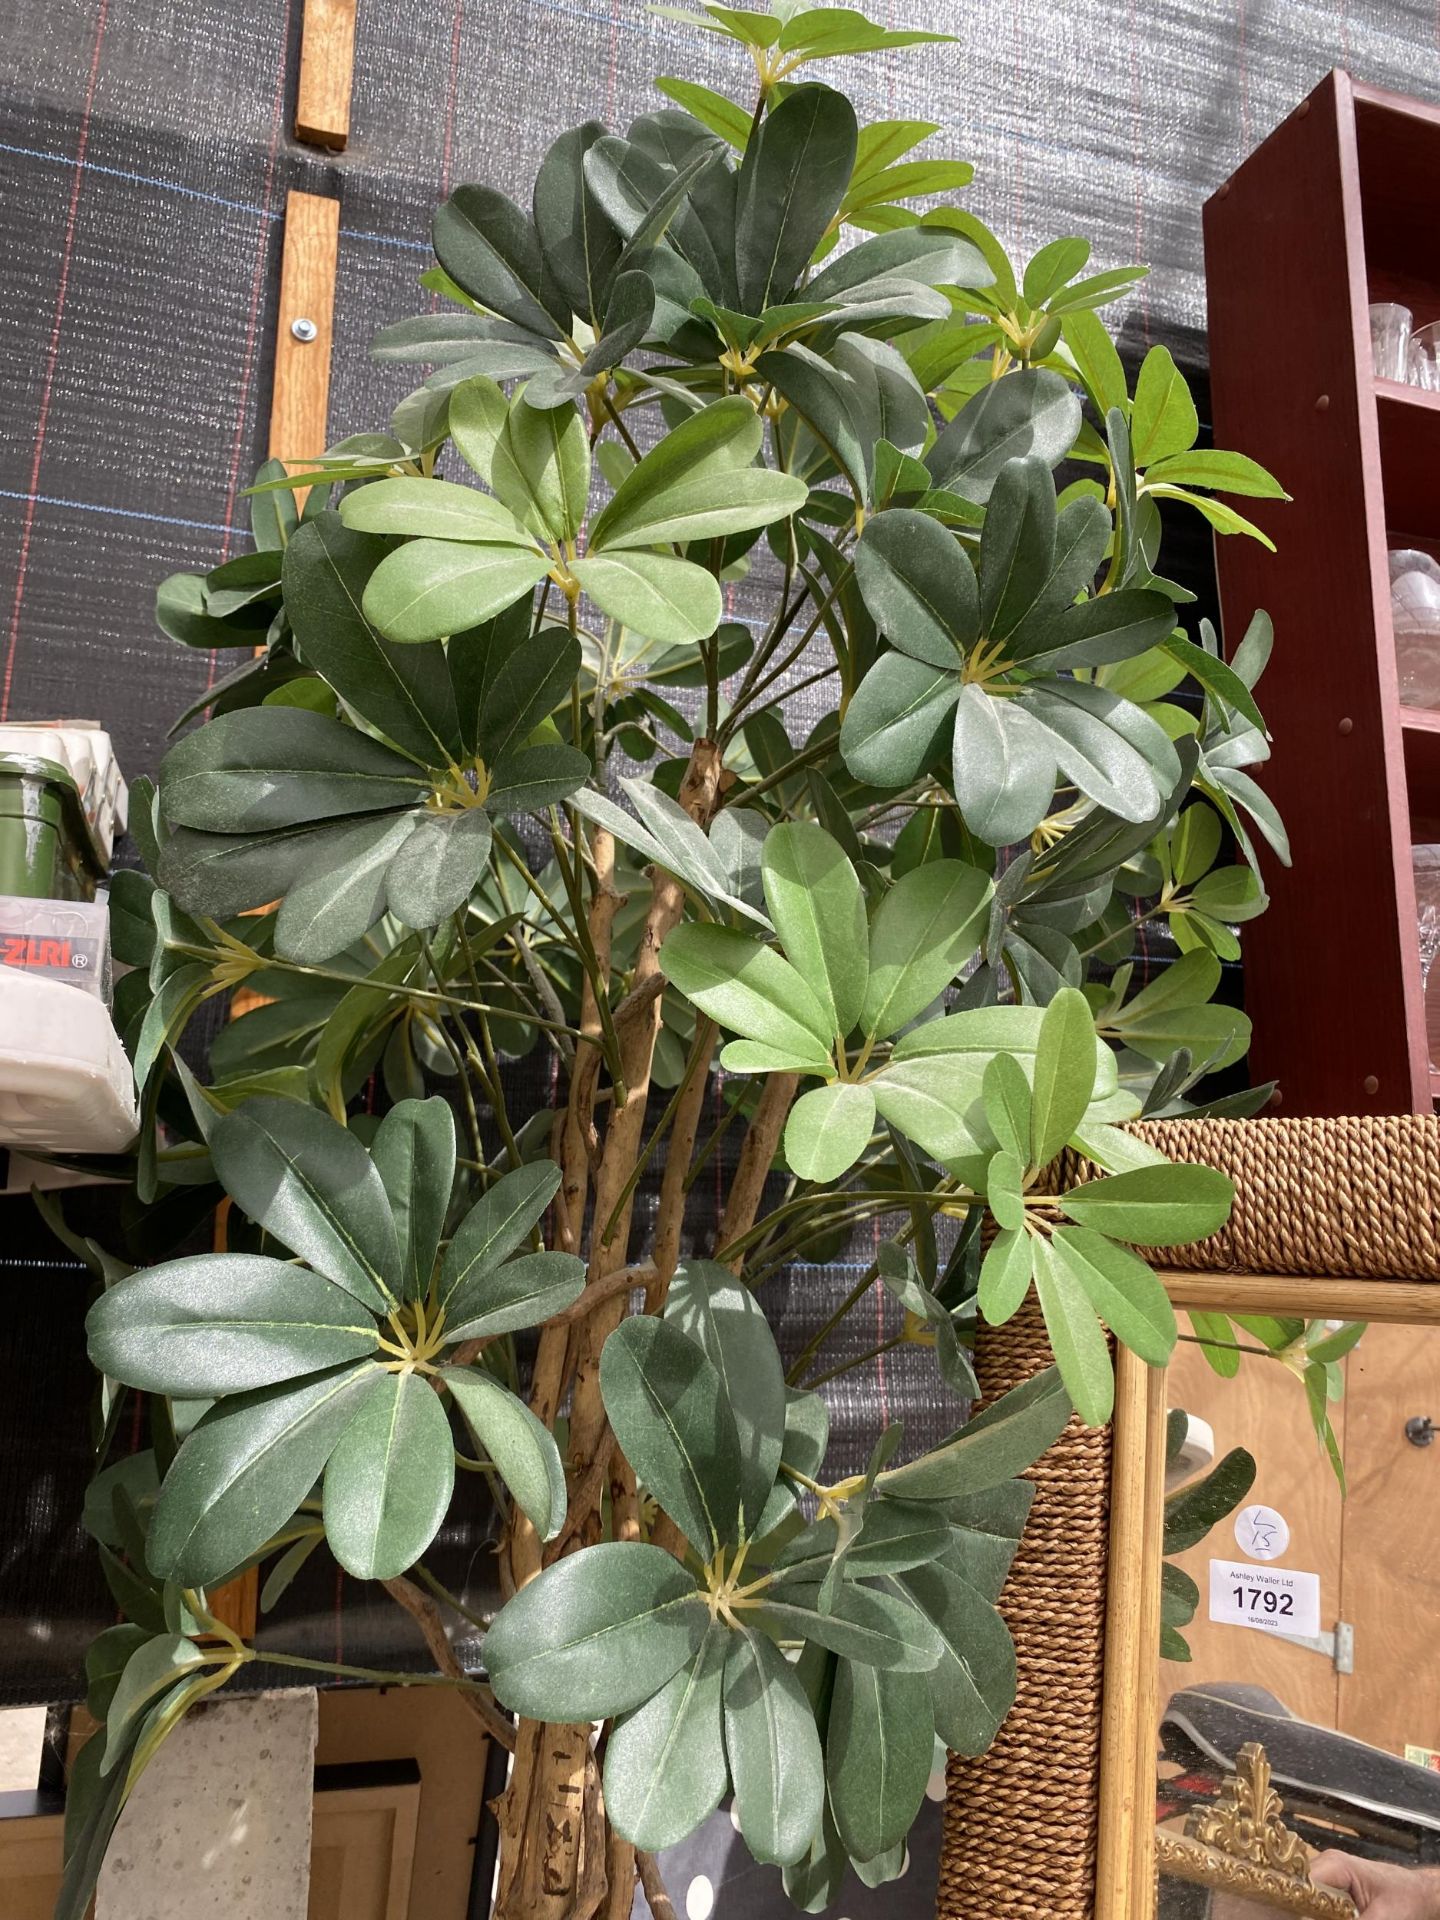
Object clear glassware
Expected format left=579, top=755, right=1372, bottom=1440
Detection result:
left=1371, top=302, right=1414, bottom=381
left=1409, top=320, right=1440, bottom=392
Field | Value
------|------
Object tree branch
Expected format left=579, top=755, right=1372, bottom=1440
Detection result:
left=381, top=1575, right=514, bottom=1750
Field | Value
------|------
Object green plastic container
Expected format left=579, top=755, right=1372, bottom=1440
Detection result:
left=0, top=752, right=108, bottom=901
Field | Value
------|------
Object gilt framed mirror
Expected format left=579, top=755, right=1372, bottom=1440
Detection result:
left=1096, top=1270, right=1440, bottom=1920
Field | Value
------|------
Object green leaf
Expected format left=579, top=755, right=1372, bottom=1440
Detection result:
left=1023, top=235, right=1089, bottom=306
left=592, top=397, right=805, bottom=550
left=926, top=368, right=1081, bottom=503
left=839, top=650, right=960, bottom=788
left=532, top=119, right=624, bottom=325
left=754, top=343, right=871, bottom=500
left=160, top=707, right=428, bottom=833
left=103, top=1634, right=211, bottom=1773
left=1163, top=635, right=1268, bottom=735
left=339, top=476, right=535, bottom=546
left=889, top=1559, right=1015, bottom=1755
left=604, top=1621, right=729, bottom=1850
left=826, top=1659, right=933, bottom=1860
left=495, top=393, right=592, bottom=544
left=853, top=509, right=978, bottom=670
left=735, top=83, right=857, bottom=312
left=1050, top=1226, right=1175, bottom=1366
left=868, top=1055, right=986, bottom=1164
left=600, top=1315, right=742, bottom=1556
left=1131, top=346, right=1198, bottom=465
left=1031, top=1237, right=1114, bottom=1426
left=432, top=184, right=568, bottom=339
left=283, top=516, right=463, bottom=766
left=438, top=1159, right=562, bottom=1311
left=371, top=1097, right=455, bottom=1303
left=572, top=551, right=722, bottom=646
left=448, top=375, right=511, bottom=486
left=654, top=75, right=752, bottom=148
left=977, top=1227, right=1034, bottom=1326
left=1164, top=1447, right=1256, bottom=1554
left=785, top=1082, right=876, bottom=1182
left=754, top=1582, right=942, bottom=1672
left=86, top=1254, right=379, bottom=1395
left=483, top=1541, right=710, bottom=1719
left=1144, top=448, right=1288, bottom=500
left=723, top=1627, right=825, bottom=1866
left=322, top=1368, right=455, bottom=1579
left=950, top=685, right=1058, bottom=846
left=666, top=1261, right=786, bottom=1533
left=658, top=923, right=835, bottom=1066
left=1061, top=309, right=1127, bottom=416
left=455, top=598, right=578, bottom=766
left=1030, top=985, right=1098, bottom=1165
left=1059, top=1163, right=1234, bottom=1247
left=982, top=1052, right=1032, bottom=1164
left=1147, top=484, right=1276, bottom=549
left=1171, top=801, right=1222, bottom=887
left=985, top=1149, right=1025, bottom=1233
left=939, top=1482, right=1034, bottom=1602
left=1019, top=678, right=1178, bottom=824
left=445, top=1248, right=585, bottom=1341
left=445, top=1366, right=568, bottom=1541
left=363, top=539, right=549, bottom=646
left=862, top=859, right=992, bottom=1039
left=485, top=742, right=590, bottom=816
left=761, top=820, right=868, bottom=1037
left=274, top=811, right=420, bottom=963
left=877, top=1367, right=1070, bottom=1502
left=385, top=808, right=493, bottom=928
left=148, top=1362, right=382, bottom=1586
left=211, top=1096, right=401, bottom=1311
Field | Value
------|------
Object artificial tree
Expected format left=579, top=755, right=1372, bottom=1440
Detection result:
left=56, top=4, right=1301, bottom=1916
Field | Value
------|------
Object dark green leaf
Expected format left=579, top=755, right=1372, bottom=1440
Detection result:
left=839, top=650, right=960, bottom=788
left=754, top=1581, right=942, bottom=1671
left=445, top=1366, right=568, bottom=1541
left=274, top=810, right=420, bottom=963
left=372, top=1097, right=455, bottom=1302
left=148, top=1362, right=382, bottom=1586
left=483, top=1541, right=709, bottom=1719
left=926, top=369, right=1081, bottom=503
left=86, top=1254, right=378, bottom=1395
left=211, top=1096, right=401, bottom=1310
left=889, top=1558, right=1015, bottom=1754
left=438, top=1159, right=561, bottom=1310
left=876, top=1367, right=1070, bottom=1502
left=604, top=1621, right=729, bottom=1850
left=385, top=807, right=493, bottom=928
left=723, top=1627, right=824, bottom=1865
left=160, top=707, right=427, bottom=834
left=666, top=1260, right=786, bottom=1534
left=444, top=1248, right=585, bottom=1341
left=323, top=1367, right=455, bottom=1579
left=600, top=1316, right=742, bottom=1556
left=826, top=1659, right=932, bottom=1860
left=735, top=84, right=857, bottom=312
left=432, top=184, right=569, bottom=338
left=854, top=509, right=978, bottom=670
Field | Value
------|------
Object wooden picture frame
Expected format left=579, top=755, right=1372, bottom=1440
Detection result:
left=1094, top=1268, right=1440, bottom=1920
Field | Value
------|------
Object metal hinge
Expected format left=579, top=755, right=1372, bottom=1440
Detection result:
left=1273, top=1621, right=1354, bottom=1674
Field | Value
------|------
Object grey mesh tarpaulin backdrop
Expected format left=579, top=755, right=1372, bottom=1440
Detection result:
left=1, top=0, right=1438, bottom=1820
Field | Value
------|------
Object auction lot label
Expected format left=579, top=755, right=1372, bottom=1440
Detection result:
left=1208, top=1560, right=1320, bottom=1638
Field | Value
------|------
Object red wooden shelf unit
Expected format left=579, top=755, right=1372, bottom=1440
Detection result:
left=1204, top=69, right=1440, bottom=1115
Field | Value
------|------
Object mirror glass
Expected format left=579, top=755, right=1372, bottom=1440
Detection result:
left=1154, top=1317, right=1440, bottom=1914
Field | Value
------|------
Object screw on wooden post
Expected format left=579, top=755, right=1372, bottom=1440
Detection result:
left=294, top=0, right=359, bottom=151
left=205, top=190, right=341, bottom=1644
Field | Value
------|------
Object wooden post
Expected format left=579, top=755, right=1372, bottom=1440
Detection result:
left=1095, top=1347, right=1167, bottom=1920
left=294, top=0, right=359, bottom=151
left=205, top=189, right=341, bottom=1642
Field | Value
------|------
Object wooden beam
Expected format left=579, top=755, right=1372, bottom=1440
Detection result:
left=267, top=188, right=341, bottom=482
left=295, top=0, right=359, bottom=151
left=207, top=189, right=342, bottom=1644
left=1159, top=1269, right=1440, bottom=1324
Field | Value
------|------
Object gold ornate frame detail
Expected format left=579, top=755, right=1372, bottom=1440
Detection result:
left=1095, top=1273, right=1440, bottom=1920
left=1155, top=1742, right=1356, bottom=1916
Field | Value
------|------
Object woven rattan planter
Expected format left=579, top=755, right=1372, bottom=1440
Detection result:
left=937, top=1114, right=1440, bottom=1920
